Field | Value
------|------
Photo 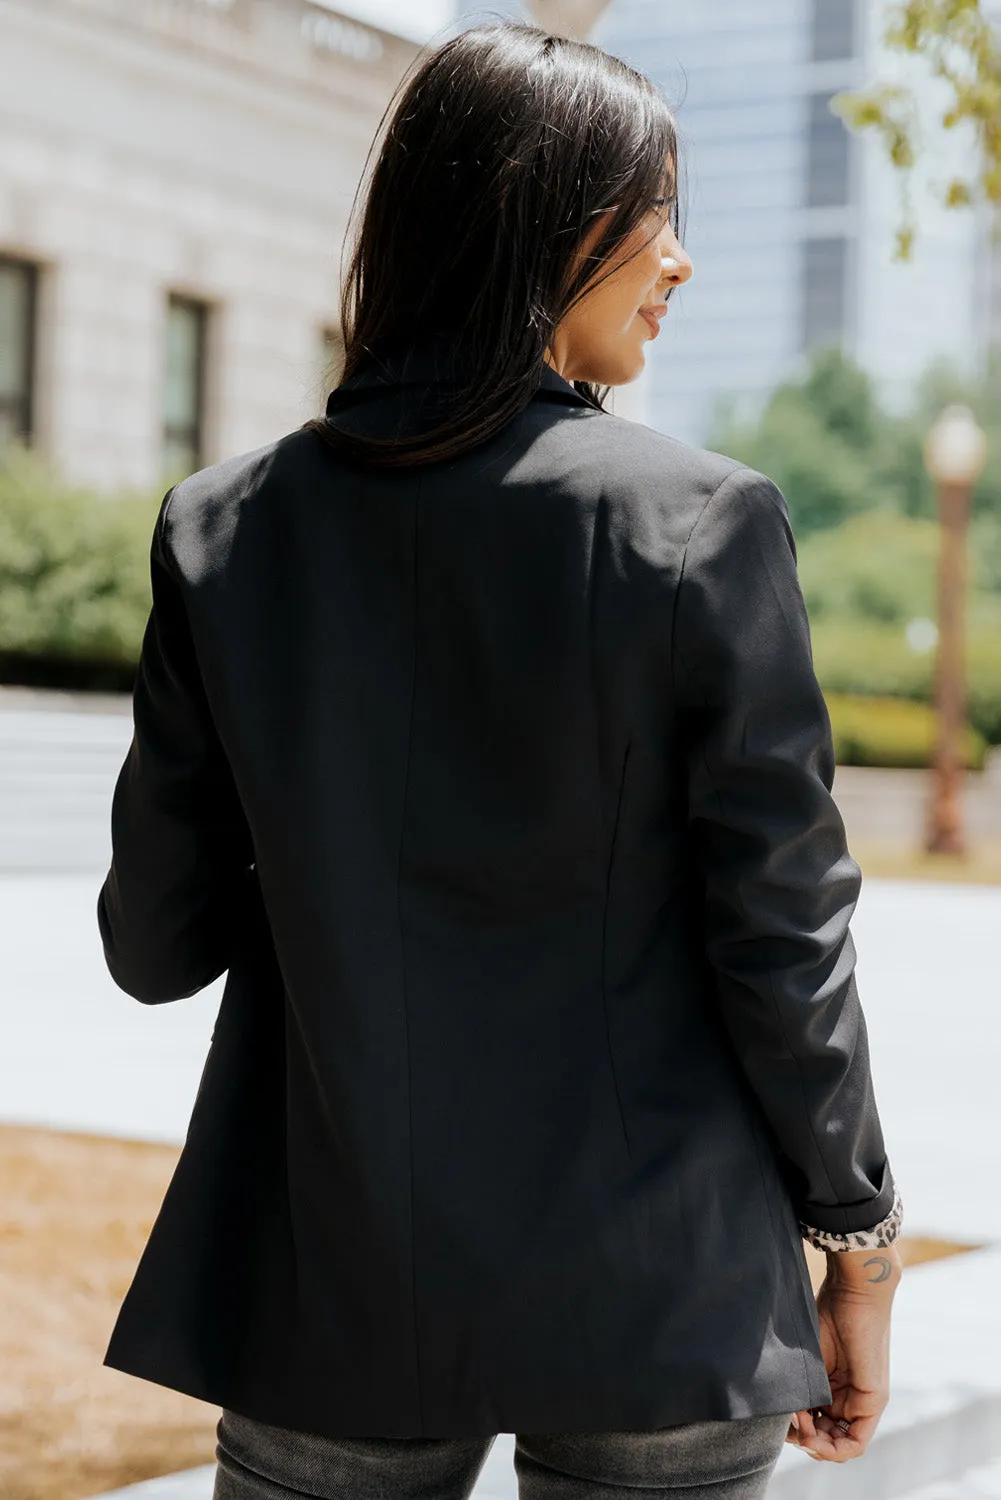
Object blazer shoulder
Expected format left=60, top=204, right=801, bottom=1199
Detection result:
left=165, top=432, right=296, bottom=527
left=582, top=410, right=761, bottom=542
left=161, top=429, right=315, bottom=578
left=606, top=410, right=741, bottom=484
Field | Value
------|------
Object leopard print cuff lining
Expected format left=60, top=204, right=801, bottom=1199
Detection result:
left=799, top=1182, right=903, bottom=1252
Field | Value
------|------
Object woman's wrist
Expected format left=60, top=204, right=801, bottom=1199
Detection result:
left=823, top=1241, right=903, bottom=1291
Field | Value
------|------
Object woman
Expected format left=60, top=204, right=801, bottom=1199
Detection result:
left=97, top=21, right=904, bottom=1500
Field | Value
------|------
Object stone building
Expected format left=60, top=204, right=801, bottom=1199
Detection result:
left=0, top=0, right=420, bottom=492
left=0, top=0, right=672, bottom=491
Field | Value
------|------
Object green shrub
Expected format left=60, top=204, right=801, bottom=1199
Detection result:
left=825, top=691, right=987, bottom=770
left=0, top=446, right=159, bottom=670
left=797, top=512, right=940, bottom=624
left=796, top=509, right=1001, bottom=745
left=811, top=617, right=1001, bottom=746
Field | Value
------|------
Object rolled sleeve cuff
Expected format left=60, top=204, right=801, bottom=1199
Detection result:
left=796, top=1158, right=898, bottom=1237
left=800, top=1180, right=903, bottom=1252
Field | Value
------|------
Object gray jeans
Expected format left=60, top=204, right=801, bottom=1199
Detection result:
left=212, top=1406, right=792, bottom=1499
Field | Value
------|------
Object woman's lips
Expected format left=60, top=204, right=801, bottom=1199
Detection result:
left=638, top=308, right=664, bottom=338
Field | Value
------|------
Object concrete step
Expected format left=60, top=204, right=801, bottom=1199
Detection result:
left=0, top=708, right=132, bottom=871
left=898, top=1457, right=1001, bottom=1500
left=79, top=1473, right=214, bottom=1500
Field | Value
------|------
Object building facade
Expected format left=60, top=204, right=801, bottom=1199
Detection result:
left=0, top=0, right=418, bottom=492
left=4, top=0, right=994, bottom=484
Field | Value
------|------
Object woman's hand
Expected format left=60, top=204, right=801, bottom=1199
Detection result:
left=785, top=1244, right=903, bottom=1462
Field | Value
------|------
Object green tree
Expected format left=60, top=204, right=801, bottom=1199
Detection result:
left=710, top=348, right=911, bottom=536
left=708, top=345, right=1001, bottom=545
left=796, top=511, right=940, bottom=622
left=832, top=0, right=1001, bottom=259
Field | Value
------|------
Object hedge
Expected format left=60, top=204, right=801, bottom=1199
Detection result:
left=825, top=691, right=988, bottom=771
left=0, top=447, right=158, bottom=682
left=810, top=618, right=1001, bottom=746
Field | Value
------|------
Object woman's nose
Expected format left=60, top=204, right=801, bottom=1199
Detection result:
left=661, top=246, right=693, bottom=287
left=657, top=222, right=696, bottom=286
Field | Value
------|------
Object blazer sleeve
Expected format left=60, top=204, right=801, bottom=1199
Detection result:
left=96, top=487, right=256, bottom=1004
left=672, top=463, right=898, bottom=1237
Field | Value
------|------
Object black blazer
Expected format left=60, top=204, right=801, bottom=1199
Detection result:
left=97, top=341, right=897, bottom=1439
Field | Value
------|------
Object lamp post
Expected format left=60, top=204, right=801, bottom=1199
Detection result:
left=922, top=404, right=987, bottom=856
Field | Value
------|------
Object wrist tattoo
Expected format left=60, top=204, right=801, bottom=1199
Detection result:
left=863, top=1255, right=892, bottom=1283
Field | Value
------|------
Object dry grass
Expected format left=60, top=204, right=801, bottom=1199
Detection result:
left=0, top=1125, right=985, bottom=1500
left=0, top=1124, right=217, bottom=1500
left=851, top=837, right=1001, bottom=886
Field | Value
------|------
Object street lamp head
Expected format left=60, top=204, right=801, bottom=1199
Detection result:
left=923, top=404, right=988, bottom=486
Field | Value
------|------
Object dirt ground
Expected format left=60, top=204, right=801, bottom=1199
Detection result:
left=0, top=1124, right=218, bottom=1500
left=0, top=1123, right=979, bottom=1500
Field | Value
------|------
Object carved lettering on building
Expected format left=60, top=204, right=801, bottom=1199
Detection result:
left=300, top=8, right=384, bottom=63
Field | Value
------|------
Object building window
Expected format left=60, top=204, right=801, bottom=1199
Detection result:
left=163, top=294, right=208, bottom=479
left=0, top=256, right=38, bottom=445
left=810, top=0, right=856, bottom=62
left=802, top=235, right=848, bottom=350
left=806, top=91, right=851, bottom=208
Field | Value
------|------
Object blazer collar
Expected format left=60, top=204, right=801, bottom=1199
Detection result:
left=327, top=339, right=594, bottom=414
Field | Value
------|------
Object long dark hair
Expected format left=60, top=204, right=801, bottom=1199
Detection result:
left=306, top=21, right=684, bottom=468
